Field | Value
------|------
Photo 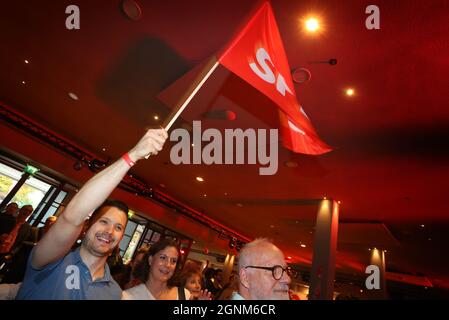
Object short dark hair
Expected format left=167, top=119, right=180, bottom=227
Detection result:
left=87, top=200, right=129, bottom=229
left=136, top=238, right=180, bottom=287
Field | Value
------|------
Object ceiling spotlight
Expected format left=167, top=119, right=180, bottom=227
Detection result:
left=420, top=224, right=425, bottom=228
left=285, top=160, right=299, bottom=168
left=305, top=17, right=320, bottom=32
left=21, top=81, right=26, bottom=85
left=68, top=92, right=79, bottom=100
left=120, top=0, right=142, bottom=21
left=24, top=59, right=30, bottom=64
left=196, top=176, right=204, bottom=182
left=203, top=194, right=207, bottom=197
left=287, top=256, right=292, bottom=260
left=300, top=244, right=306, bottom=248
left=154, top=115, right=159, bottom=120
left=345, top=88, right=355, bottom=96
left=229, top=238, right=236, bottom=249
left=73, top=160, right=84, bottom=171
left=236, top=241, right=243, bottom=251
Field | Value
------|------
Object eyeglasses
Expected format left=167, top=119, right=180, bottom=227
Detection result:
left=244, top=265, right=298, bottom=280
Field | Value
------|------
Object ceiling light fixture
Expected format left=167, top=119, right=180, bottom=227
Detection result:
left=345, top=88, right=355, bottom=96
left=196, top=176, right=204, bottom=182
left=68, top=92, right=79, bottom=100
left=305, top=17, right=320, bottom=32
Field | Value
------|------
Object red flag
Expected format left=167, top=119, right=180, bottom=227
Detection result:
left=218, top=1, right=331, bottom=154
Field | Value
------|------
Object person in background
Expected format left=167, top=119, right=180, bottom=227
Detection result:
left=1, top=216, right=59, bottom=284
left=0, top=203, right=19, bottom=236
left=177, top=268, right=211, bottom=300
left=0, top=205, right=34, bottom=255
left=124, top=246, right=149, bottom=289
left=122, top=238, right=190, bottom=300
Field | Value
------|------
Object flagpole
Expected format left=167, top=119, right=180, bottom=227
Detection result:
left=162, top=56, right=220, bottom=131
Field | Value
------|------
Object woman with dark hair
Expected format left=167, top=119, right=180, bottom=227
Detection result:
left=121, top=238, right=189, bottom=300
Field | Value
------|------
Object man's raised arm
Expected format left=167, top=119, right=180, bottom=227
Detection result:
left=32, top=129, right=168, bottom=268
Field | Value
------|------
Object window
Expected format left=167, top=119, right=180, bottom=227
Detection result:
left=0, top=163, right=51, bottom=210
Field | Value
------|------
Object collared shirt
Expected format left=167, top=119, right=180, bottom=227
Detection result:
left=230, top=291, right=245, bottom=300
left=16, top=246, right=122, bottom=300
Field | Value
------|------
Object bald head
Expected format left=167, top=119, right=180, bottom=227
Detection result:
left=238, top=238, right=283, bottom=269
left=237, top=238, right=291, bottom=300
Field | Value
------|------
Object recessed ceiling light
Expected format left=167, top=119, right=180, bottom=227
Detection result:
left=121, top=0, right=142, bottom=21
left=345, top=88, right=355, bottom=96
left=154, top=115, right=159, bottom=120
left=224, top=192, right=228, bottom=196
left=420, top=224, right=425, bottom=228
left=285, top=160, right=298, bottom=168
left=300, top=244, right=306, bottom=248
left=287, top=256, right=292, bottom=260
left=21, top=81, right=26, bottom=85
left=68, top=92, right=79, bottom=100
left=102, top=147, right=106, bottom=152
left=203, top=194, right=207, bottom=197
left=305, top=17, right=320, bottom=32
left=24, top=59, right=30, bottom=64
left=196, top=176, right=204, bottom=182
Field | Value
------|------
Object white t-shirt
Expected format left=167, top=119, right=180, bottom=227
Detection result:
left=122, top=283, right=191, bottom=300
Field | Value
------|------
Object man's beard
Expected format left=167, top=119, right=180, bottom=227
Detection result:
left=82, top=231, right=116, bottom=257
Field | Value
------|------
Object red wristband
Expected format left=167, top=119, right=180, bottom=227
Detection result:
left=122, top=153, right=135, bottom=167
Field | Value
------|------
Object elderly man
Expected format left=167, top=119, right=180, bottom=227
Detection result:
left=232, top=238, right=293, bottom=300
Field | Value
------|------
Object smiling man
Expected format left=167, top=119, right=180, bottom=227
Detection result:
left=232, top=238, right=293, bottom=300
left=16, top=128, right=168, bottom=300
